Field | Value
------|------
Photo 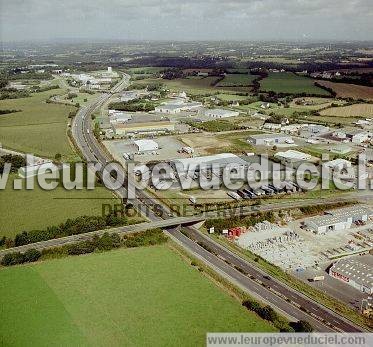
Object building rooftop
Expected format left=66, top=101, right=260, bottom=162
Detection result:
left=331, top=255, right=373, bottom=289
left=305, top=214, right=349, bottom=227
left=274, top=150, right=311, bottom=161
left=324, top=158, right=352, bottom=168
left=134, top=139, right=158, bottom=149
left=326, top=205, right=373, bottom=218
left=205, top=108, right=238, bottom=115
left=171, top=153, right=249, bottom=171
left=249, top=133, right=292, bottom=140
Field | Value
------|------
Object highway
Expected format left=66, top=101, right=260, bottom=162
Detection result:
left=52, top=75, right=367, bottom=332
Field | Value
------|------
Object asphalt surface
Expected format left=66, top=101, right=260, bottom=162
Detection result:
left=24, top=75, right=367, bottom=332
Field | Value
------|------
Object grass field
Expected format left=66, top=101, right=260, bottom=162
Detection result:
left=0, top=245, right=275, bottom=346
left=126, top=67, right=166, bottom=75
left=0, top=174, right=122, bottom=238
left=132, top=77, right=253, bottom=95
left=0, top=89, right=77, bottom=160
left=178, top=130, right=260, bottom=155
left=260, top=72, right=330, bottom=95
left=216, top=74, right=257, bottom=87
left=320, top=103, right=373, bottom=117
left=316, top=80, right=373, bottom=100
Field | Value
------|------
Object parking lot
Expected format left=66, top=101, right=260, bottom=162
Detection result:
left=104, top=136, right=191, bottom=166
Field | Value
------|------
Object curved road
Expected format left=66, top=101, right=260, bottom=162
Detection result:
left=69, top=75, right=365, bottom=332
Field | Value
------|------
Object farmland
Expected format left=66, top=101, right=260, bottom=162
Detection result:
left=0, top=89, right=77, bottom=160
left=320, top=103, right=373, bottom=118
left=316, top=80, right=373, bottom=100
left=0, top=245, right=274, bottom=346
left=0, top=174, right=121, bottom=238
left=260, top=72, right=330, bottom=95
left=216, top=74, right=257, bottom=87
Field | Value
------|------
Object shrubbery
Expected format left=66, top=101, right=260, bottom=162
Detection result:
left=1, top=249, right=41, bottom=266
left=12, top=214, right=128, bottom=247
left=242, top=298, right=303, bottom=332
left=0, top=154, right=26, bottom=174
left=1, top=229, right=167, bottom=267
left=205, top=212, right=275, bottom=232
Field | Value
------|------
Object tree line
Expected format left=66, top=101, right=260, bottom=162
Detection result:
left=2, top=214, right=129, bottom=249
left=1, top=228, right=167, bottom=267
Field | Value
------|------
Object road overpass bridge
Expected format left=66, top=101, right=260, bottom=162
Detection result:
left=0, top=216, right=205, bottom=259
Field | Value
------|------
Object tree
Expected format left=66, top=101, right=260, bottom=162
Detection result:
left=55, top=153, right=62, bottom=161
left=257, top=305, right=279, bottom=322
left=292, top=320, right=314, bottom=332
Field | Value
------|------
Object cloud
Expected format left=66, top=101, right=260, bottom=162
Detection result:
left=0, top=0, right=372, bottom=41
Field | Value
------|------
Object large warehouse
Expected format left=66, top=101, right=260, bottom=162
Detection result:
left=329, top=255, right=373, bottom=294
left=247, top=133, right=293, bottom=146
left=113, top=120, right=176, bottom=135
left=304, top=215, right=352, bottom=234
left=171, top=153, right=250, bottom=175
left=304, top=205, right=373, bottom=234
left=134, top=139, right=159, bottom=153
left=204, top=109, right=240, bottom=119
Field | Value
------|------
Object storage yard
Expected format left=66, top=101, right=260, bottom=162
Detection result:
left=232, top=206, right=373, bottom=273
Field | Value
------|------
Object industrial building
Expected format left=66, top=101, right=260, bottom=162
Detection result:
left=325, top=205, right=373, bottom=222
left=155, top=102, right=202, bottom=114
left=331, top=145, right=352, bottom=155
left=18, top=162, right=60, bottom=178
left=108, top=111, right=132, bottom=124
left=300, top=124, right=330, bottom=137
left=171, top=153, right=250, bottom=175
left=329, top=255, right=373, bottom=294
left=304, top=215, right=352, bottom=234
left=323, top=158, right=352, bottom=171
left=120, top=91, right=139, bottom=102
left=274, top=150, right=311, bottom=164
left=345, top=130, right=370, bottom=144
left=134, top=139, right=159, bottom=153
left=304, top=205, right=373, bottom=234
left=247, top=133, right=293, bottom=146
left=113, top=120, right=176, bottom=135
left=204, top=108, right=240, bottom=119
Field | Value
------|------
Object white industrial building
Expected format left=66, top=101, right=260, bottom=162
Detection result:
left=155, top=102, right=202, bottom=114
left=274, top=150, right=311, bottom=163
left=305, top=215, right=352, bottom=234
left=204, top=109, right=240, bottom=119
left=304, top=205, right=373, bottom=234
left=262, top=123, right=282, bottom=131
left=18, top=162, right=59, bottom=178
left=134, top=139, right=159, bottom=153
left=247, top=133, right=293, bottom=146
left=329, top=255, right=373, bottom=294
left=120, top=91, right=139, bottom=102
left=323, top=158, right=352, bottom=171
left=345, top=130, right=370, bottom=144
left=300, top=124, right=330, bottom=137
left=171, top=153, right=250, bottom=175
left=108, top=111, right=132, bottom=124
left=325, top=205, right=373, bottom=223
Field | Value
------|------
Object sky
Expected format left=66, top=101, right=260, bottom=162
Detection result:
left=0, top=0, right=372, bottom=42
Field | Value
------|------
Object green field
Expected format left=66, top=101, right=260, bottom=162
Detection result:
left=260, top=72, right=330, bottom=95
left=216, top=74, right=257, bottom=87
left=0, top=174, right=121, bottom=238
left=0, top=245, right=274, bottom=346
left=0, top=89, right=77, bottom=160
